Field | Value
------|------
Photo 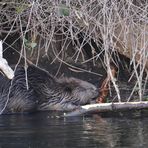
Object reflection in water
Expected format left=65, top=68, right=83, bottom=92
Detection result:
left=82, top=115, right=119, bottom=147
left=0, top=112, right=148, bottom=148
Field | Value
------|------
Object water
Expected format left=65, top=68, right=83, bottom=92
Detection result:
left=0, top=112, right=148, bottom=148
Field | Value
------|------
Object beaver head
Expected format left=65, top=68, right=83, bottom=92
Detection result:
left=37, top=76, right=98, bottom=111
left=57, top=77, right=98, bottom=104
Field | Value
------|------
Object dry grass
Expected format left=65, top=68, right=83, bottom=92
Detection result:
left=0, top=0, right=148, bottom=102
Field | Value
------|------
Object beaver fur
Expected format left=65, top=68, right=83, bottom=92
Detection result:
left=0, top=65, right=98, bottom=114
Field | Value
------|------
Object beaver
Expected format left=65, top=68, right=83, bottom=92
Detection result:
left=0, top=65, right=98, bottom=114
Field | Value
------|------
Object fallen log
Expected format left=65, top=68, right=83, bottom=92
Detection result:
left=64, top=101, right=148, bottom=117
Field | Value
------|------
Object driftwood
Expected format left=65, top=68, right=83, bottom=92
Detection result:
left=64, top=101, right=148, bottom=117
left=0, top=40, right=14, bottom=79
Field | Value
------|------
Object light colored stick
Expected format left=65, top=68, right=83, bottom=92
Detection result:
left=64, top=101, right=148, bottom=117
left=0, top=40, right=3, bottom=57
left=0, top=40, right=14, bottom=79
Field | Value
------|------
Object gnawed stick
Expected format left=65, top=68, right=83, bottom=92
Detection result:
left=64, top=101, right=148, bottom=117
left=0, top=40, right=14, bottom=79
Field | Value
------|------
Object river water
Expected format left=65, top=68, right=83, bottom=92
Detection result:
left=0, top=112, right=148, bottom=148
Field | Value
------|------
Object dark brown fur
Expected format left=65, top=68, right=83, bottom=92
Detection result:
left=0, top=65, right=98, bottom=114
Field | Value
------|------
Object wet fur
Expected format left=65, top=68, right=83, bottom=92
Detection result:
left=0, top=65, right=98, bottom=114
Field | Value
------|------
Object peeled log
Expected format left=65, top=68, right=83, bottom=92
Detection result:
left=64, top=101, right=148, bottom=117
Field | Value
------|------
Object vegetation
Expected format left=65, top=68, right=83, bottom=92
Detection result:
left=0, top=0, right=148, bottom=102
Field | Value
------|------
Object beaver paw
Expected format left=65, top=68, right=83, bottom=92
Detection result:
left=63, top=103, right=82, bottom=112
left=96, top=97, right=105, bottom=103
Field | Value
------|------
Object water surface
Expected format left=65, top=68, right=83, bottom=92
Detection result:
left=0, top=112, right=148, bottom=148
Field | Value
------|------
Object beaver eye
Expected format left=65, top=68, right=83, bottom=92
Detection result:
left=64, top=87, right=72, bottom=93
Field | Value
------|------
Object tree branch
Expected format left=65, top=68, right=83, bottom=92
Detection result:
left=0, top=40, right=14, bottom=79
